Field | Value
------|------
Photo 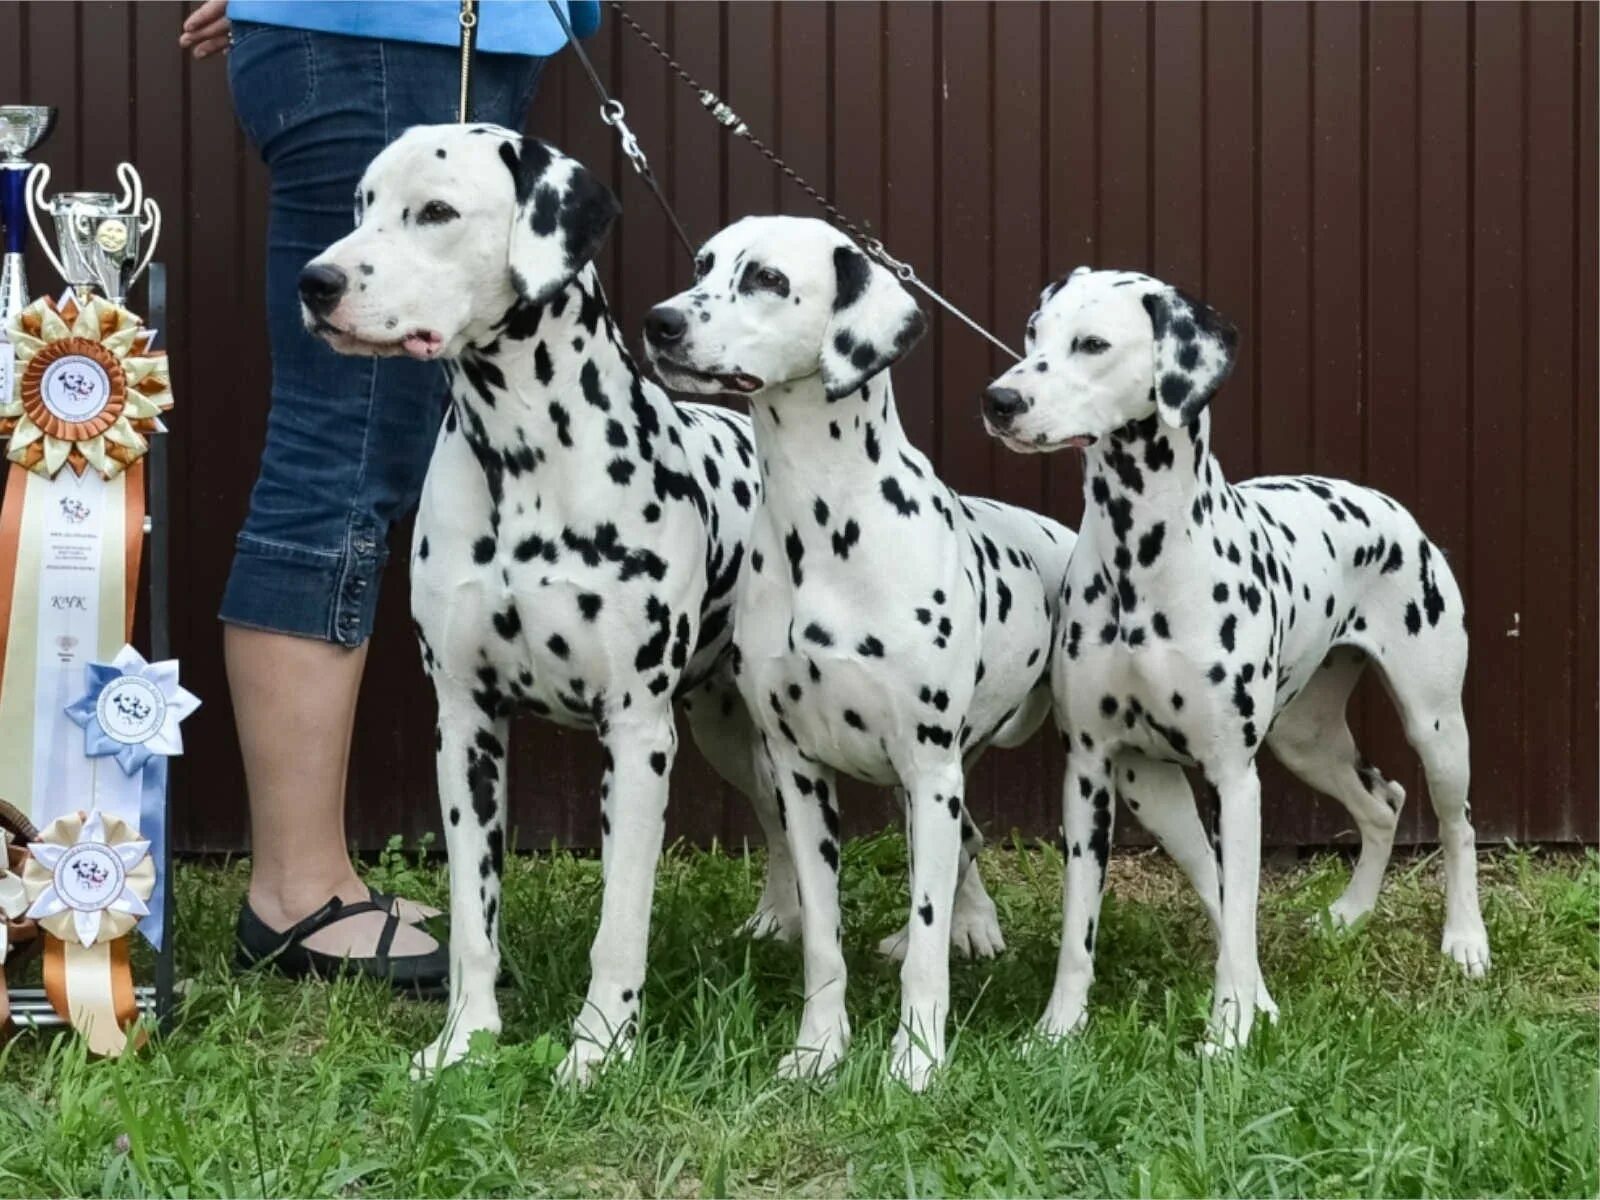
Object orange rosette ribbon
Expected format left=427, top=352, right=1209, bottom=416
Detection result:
left=2, top=293, right=171, bottom=479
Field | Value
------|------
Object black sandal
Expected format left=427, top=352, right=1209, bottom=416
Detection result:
left=235, top=895, right=450, bottom=996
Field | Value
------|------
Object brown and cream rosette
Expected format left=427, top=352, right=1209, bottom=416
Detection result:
left=2, top=293, right=172, bottom=479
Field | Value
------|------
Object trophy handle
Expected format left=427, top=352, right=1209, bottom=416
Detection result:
left=130, top=198, right=161, bottom=291
left=115, top=161, right=144, bottom=216
left=24, top=162, right=71, bottom=285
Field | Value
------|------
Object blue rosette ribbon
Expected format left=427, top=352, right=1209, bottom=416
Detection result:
left=63, top=645, right=198, bottom=946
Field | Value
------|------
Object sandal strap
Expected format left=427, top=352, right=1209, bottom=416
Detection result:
left=374, top=908, right=403, bottom=960
left=285, top=895, right=387, bottom=944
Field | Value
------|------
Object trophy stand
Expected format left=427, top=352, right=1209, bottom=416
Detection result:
left=3, top=262, right=178, bottom=1035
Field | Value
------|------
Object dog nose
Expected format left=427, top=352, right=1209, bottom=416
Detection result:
left=298, top=262, right=349, bottom=315
left=982, top=385, right=1028, bottom=424
left=644, top=305, right=688, bottom=345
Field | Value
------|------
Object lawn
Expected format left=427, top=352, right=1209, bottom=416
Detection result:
left=0, top=838, right=1593, bottom=1198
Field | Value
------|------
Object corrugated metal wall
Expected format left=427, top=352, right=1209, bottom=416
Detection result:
left=1, top=1, right=1594, bottom=851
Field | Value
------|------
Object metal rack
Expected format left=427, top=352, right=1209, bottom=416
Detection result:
left=6, top=261, right=176, bottom=1032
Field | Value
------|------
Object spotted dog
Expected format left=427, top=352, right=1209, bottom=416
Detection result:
left=643, top=216, right=1078, bottom=1090
left=297, top=123, right=809, bottom=1083
left=981, top=267, right=1490, bottom=1051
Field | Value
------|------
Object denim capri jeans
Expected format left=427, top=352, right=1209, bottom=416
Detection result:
left=220, top=22, right=543, bottom=646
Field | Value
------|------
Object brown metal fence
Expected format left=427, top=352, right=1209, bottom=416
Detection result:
left=2, top=1, right=1594, bottom=852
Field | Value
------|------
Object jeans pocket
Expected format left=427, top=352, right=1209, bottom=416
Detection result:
left=227, top=22, right=318, bottom=149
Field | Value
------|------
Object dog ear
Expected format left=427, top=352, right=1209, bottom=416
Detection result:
left=501, top=136, right=621, bottom=305
left=819, top=245, right=928, bottom=399
left=1141, top=285, right=1237, bottom=428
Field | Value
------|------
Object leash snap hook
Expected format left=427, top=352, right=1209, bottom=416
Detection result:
left=863, top=238, right=916, bottom=284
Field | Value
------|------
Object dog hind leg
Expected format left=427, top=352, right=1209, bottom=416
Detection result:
left=1267, top=650, right=1403, bottom=928
left=683, top=674, right=799, bottom=941
left=1377, top=657, right=1489, bottom=976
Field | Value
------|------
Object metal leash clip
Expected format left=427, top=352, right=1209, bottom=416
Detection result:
left=599, top=100, right=650, bottom=178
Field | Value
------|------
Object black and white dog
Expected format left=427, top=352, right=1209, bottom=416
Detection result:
left=299, top=126, right=1002, bottom=1080
left=643, top=217, right=1078, bottom=1089
left=981, top=268, right=1490, bottom=1050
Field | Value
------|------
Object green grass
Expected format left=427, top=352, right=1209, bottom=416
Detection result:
left=0, top=839, right=1593, bottom=1198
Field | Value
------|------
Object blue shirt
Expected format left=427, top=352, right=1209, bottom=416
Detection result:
left=229, top=0, right=601, bottom=57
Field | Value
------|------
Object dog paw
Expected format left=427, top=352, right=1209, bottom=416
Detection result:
left=1325, top=895, right=1375, bottom=930
left=777, top=1014, right=849, bottom=1082
left=1202, top=993, right=1256, bottom=1055
left=738, top=903, right=802, bottom=943
left=776, top=1040, right=846, bottom=1082
left=949, top=898, right=1006, bottom=959
left=1442, top=924, right=1491, bottom=978
left=1032, top=999, right=1088, bottom=1043
left=410, top=1027, right=488, bottom=1080
left=877, top=906, right=1006, bottom=962
left=555, top=1036, right=629, bottom=1088
left=1255, top=980, right=1280, bottom=1022
left=889, top=1027, right=944, bottom=1093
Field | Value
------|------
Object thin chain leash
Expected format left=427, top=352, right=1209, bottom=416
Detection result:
left=458, top=0, right=478, bottom=122
left=606, top=1, right=1020, bottom=361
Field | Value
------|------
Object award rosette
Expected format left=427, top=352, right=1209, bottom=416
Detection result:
left=0, top=291, right=173, bottom=819
left=65, top=644, right=195, bottom=944
left=22, top=810, right=154, bottom=1055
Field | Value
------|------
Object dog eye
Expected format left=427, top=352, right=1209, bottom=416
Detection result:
left=755, top=267, right=787, bottom=292
left=1024, top=315, right=1039, bottom=349
left=1075, top=335, right=1111, bottom=355
left=417, top=200, right=460, bottom=226
left=694, top=253, right=714, bottom=280
left=352, top=190, right=366, bottom=226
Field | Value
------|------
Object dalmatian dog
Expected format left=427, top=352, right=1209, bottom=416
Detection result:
left=981, top=267, right=1490, bottom=1051
left=299, top=125, right=1003, bottom=1081
left=643, top=215, right=1079, bottom=1090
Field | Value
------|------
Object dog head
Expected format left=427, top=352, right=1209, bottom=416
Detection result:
left=641, top=215, right=926, bottom=399
left=300, top=124, right=620, bottom=361
left=980, top=268, right=1237, bottom=452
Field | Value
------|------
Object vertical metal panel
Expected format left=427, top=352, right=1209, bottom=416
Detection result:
left=0, top=0, right=1591, bottom=850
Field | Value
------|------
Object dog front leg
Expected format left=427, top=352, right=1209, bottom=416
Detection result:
left=768, top=743, right=850, bottom=1081
left=413, top=685, right=508, bottom=1077
left=891, top=763, right=965, bottom=1091
left=1200, top=761, right=1264, bottom=1053
left=1037, top=747, right=1116, bottom=1041
left=558, top=708, right=676, bottom=1086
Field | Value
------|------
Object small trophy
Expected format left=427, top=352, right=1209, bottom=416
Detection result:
left=27, top=161, right=160, bottom=306
left=0, top=106, right=56, bottom=324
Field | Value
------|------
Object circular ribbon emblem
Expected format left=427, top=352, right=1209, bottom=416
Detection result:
left=28, top=338, right=124, bottom=432
left=94, top=673, right=168, bottom=745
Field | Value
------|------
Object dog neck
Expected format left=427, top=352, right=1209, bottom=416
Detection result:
left=445, top=266, right=664, bottom=497
left=746, top=370, right=910, bottom=517
left=1079, top=409, right=1227, bottom=564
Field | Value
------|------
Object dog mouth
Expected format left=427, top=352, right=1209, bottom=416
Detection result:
left=310, top=319, right=445, bottom=361
left=983, top=420, right=1099, bottom=454
left=649, top=353, right=764, bottom=395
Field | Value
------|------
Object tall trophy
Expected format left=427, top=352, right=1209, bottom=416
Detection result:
left=0, top=106, right=56, bottom=399
left=27, top=160, right=160, bottom=306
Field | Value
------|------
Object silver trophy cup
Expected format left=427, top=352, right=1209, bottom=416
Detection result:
left=0, top=105, right=57, bottom=322
left=27, top=161, right=160, bottom=306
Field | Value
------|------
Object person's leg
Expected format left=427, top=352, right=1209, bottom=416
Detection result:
left=222, top=29, right=543, bottom=961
